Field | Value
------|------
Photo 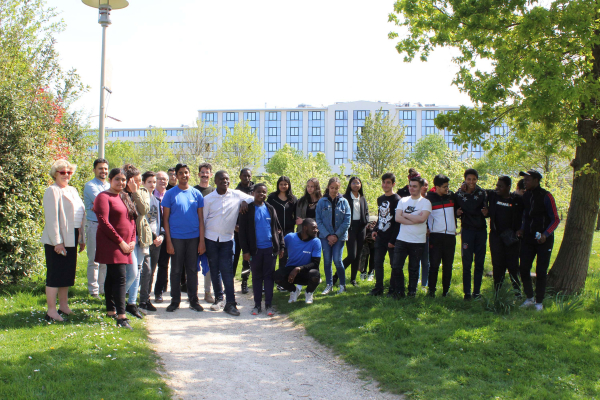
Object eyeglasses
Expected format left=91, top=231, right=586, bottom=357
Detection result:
left=58, top=170, right=73, bottom=176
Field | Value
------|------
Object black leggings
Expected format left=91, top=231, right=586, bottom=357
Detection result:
left=274, top=267, right=321, bottom=293
left=340, top=222, right=366, bottom=281
left=105, top=264, right=127, bottom=315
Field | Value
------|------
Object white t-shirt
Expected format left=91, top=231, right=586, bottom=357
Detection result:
left=396, top=196, right=432, bottom=243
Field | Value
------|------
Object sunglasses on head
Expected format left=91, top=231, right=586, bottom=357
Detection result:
left=58, top=170, right=73, bottom=176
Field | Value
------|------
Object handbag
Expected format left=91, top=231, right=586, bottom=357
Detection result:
left=500, top=229, right=519, bottom=246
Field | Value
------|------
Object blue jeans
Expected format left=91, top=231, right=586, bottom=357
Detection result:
left=420, top=236, right=430, bottom=287
left=125, top=241, right=144, bottom=305
left=206, top=238, right=235, bottom=304
left=321, top=238, right=346, bottom=286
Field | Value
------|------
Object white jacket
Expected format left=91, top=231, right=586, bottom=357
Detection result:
left=40, top=184, right=85, bottom=247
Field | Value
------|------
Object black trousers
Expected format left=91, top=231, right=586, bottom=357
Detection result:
left=373, top=236, right=396, bottom=292
left=359, top=240, right=375, bottom=275
left=169, top=237, right=200, bottom=304
left=391, top=240, right=425, bottom=295
left=233, top=231, right=251, bottom=280
left=461, top=229, right=487, bottom=296
left=105, top=263, right=127, bottom=315
left=428, top=233, right=456, bottom=294
left=339, top=221, right=366, bottom=281
left=154, top=242, right=170, bottom=296
left=489, top=230, right=521, bottom=293
left=274, top=266, right=321, bottom=293
left=520, top=235, right=554, bottom=303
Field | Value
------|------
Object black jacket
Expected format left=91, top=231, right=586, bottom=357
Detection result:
left=487, top=191, right=523, bottom=233
left=456, top=186, right=488, bottom=231
left=521, top=185, right=560, bottom=238
left=235, top=181, right=255, bottom=195
left=343, top=192, right=369, bottom=231
left=267, top=193, right=297, bottom=234
left=238, top=202, right=284, bottom=256
left=397, top=185, right=410, bottom=198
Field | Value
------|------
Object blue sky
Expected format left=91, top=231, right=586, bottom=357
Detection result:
left=47, top=0, right=472, bottom=128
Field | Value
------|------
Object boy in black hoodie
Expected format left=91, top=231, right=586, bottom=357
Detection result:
left=455, top=168, right=488, bottom=300
left=238, top=183, right=284, bottom=316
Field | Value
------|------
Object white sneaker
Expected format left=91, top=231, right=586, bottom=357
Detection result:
left=520, top=297, right=535, bottom=308
left=337, top=285, right=346, bottom=294
left=360, top=273, right=367, bottom=281
left=535, top=303, right=543, bottom=311
left=288, top=289, right=299, bottom=303
left=305, top=292, right=314, bottom=304
left=321, top=284, right=333, bottom=295
left=296, top=285, right=303, bottom=294
left=367, top=273, right=374, bottom=282
left=210, top=300, right=224, bottom=311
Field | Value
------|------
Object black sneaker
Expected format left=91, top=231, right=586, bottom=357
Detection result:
left=473, top=293, right=482, bottom=300
left=155, top=294, right=163, bottom=303
left=139, top=301, right=157, bottom=312
left=117, top=318, right=133, bottom=331
left=368, top=288, right=383, bottom=296
left=241, top=279, right=249, bottom=294
left=442, top=290, right=449, bottom=297
left=106, top=313, right=117, bottom=320
left=224, top=302, right=240, bottom=316
left=464, top=294, right=472, bottom=301
left=350, top=280, right=359, bottom=287
left=166, top=303, right=179, bottom=312
left=389, top=291, right=405, bottom=300
left=276, top=285, right=288, bottom=293
left=189, top=302, right=204, bottom=312
left=126, top=304, right=144, bottom=319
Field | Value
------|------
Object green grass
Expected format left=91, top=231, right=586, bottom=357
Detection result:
left=272, top=227, right=600, bottom=399
left=0, top=256, right=171, bottom=400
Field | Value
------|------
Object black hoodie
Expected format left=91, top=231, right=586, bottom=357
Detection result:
left=455, top=185, right=488, bottom=231
left=266, top=193, right=297, bottom=234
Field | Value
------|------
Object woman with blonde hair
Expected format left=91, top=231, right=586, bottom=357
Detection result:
left=41, top=159, right=86, bottom=322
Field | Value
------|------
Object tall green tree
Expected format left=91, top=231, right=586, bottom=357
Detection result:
left=389, top=0, right=600, bottom=293
left=177, top=120, right=219, bottom=167
left=215, top=122, right=264, bottom=175
left=0, top=0, right=87, bottom=283
left=138, top=127, right=178, bottom=172
left=104, top=138, right=141, bottom=171
left=356, top=109, right=408, bottom=179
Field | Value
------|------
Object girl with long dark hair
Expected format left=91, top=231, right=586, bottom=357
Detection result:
left=296, top=178, right=322, bottom=229
left=94, top=168, right=137, bottom=330
left=267, top=176, right=297, bottom=273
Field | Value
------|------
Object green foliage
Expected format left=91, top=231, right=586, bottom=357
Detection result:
left=264, top=144, right=304, bottom=176
left=553, top=293, right=585, bottom=314
left=216, top=122, right=264, bottom=175
left=356, top=109, right=408, bottom=179
left=483, top=282, right=517, bottom=315
left=177, top=120, right=219, bottom=168
left=104, top=139, right=142, bottom=171
left=0, top=0, right=87, bottom=284
left=137, top=128, right=178, bottom=173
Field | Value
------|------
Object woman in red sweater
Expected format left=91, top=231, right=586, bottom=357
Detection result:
left=94, top=168, right=137, bottom=330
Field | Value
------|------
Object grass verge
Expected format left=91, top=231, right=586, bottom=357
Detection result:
left=0, top=255, right=171, bottom=400
left=273, top=227, right=600, bottom=399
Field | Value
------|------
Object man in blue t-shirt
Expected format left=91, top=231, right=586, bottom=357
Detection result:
left=273, top=218, right=322, bottom=304
left=162, top=163, right=206, bottom=312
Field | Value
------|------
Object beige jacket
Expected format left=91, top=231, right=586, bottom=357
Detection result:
left=132, top=187, right=153, bottom=248
left=40, top=184, right=85, bottom=247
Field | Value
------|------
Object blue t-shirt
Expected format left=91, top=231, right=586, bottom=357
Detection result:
left=162, top=186, right=204, bottom=239
left=285, top=233, right=321, bottom=267
left=255, top=204, right=272, bottom=250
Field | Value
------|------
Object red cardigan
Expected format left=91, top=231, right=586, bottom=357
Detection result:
left=93, top=191, right=136, bottom=265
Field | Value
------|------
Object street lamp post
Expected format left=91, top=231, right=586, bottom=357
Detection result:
left=82, top=0, right=129, bottom=159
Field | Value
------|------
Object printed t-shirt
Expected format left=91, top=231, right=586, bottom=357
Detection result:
left=396, top=196, right=432, bottom=243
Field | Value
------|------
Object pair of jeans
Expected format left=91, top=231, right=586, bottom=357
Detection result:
left=461, top=229, right=487, bottom=296
left=206, top=238, right=236, bottom=304
left=85, top=221, right=106, bottom=294
left=139, top=244, right=161, bottom=304
left=340, top=221, right=366, bottom=281
left=520, top=235, right=554, bottom=303
left=125, top=241, right=144, bottom=305
left=154, top=241, right=170, bottom=296
left=391, top=240, right=425, bottom=295
left=169, top=237, right=200, bottom=304
left=321, top=238, right=346, bottom=286
left=250, top=248, right=277, bottom=307
left=428, top=233, right=456, bottom=295
left=489, top=230, right=521, bottom=293
left=274, top=267, right=321, bottom=293
left=420, top=236, right=430, bottom=286
left=373, top=236, right=395, bottom=292
left=105, top=263, right=127, bottom=315
left=233, top=232, right=252, bottom=280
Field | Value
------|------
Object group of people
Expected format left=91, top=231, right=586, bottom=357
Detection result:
left=41, top=158, right=560, bottom=330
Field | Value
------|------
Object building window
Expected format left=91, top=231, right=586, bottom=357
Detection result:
left=312, top=127, right=321, bottom=136
left=290, top=142, right=300, bottom=150
left=335, top=111, right=345, bottom=120
left=225, top=112, right=236, bottom=121
left=289, top=111, right=300, bottom=120
left=269, top=112, right=278, bottom=121
left=334, top=142, right=345, bottom=151
left=311, top=111, right=321, bottom=120
left=334, top=158, right=344, bottom=165
left=356, top=110, right=367, bottom=120
left=203, top=112, right=217, bottom=123
left=289, top=127, right=299, bottom=136
left=245, top=112, right=256, bottom=121
left=268, top=143, right=279, bottom=152
left=269, top=127, right=278, bottom=136
left=311, top=142, right=321, bottom=152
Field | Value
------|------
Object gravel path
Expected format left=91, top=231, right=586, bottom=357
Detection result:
left=145, top=281, right=404, bottom=400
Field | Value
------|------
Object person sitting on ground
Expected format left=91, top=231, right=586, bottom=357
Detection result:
left=41, top=159, right=86, bottom=322
left=274, top=219, right=322, bottom=305
left=238, top=183, right=285, bottom=316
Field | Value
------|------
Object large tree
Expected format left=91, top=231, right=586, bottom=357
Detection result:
left=389, top=0, right=600, bottom=293
left=177, top=120, right=219, bottom=167
left=215, top=122, right=264, bottom=174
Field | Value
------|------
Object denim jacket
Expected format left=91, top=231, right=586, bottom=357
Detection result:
left=315, top=194, right=351, bottom=241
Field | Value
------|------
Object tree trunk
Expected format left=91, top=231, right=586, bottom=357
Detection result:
left=548, top=118, right=600, bottom=293
left=597, top=209, right=600, bottom=231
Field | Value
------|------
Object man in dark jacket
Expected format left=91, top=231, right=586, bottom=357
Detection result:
left=238, top=183, right=284, bottom=316
left=517, top=169, right=560, bottom=311
left=233, top=168, right=255, bottom=294
left=456, top=168, right=488, bottom=300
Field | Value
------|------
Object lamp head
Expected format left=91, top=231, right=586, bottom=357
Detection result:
left=82, top=0, right=129, bottom=10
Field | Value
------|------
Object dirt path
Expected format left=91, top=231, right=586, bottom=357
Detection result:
left=145, top=281, right=403, bottom=400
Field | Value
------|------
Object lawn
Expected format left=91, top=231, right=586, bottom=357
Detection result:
left=0, top=256, right=171, bottom=400
left=272, top=226, right=600, bottom=399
